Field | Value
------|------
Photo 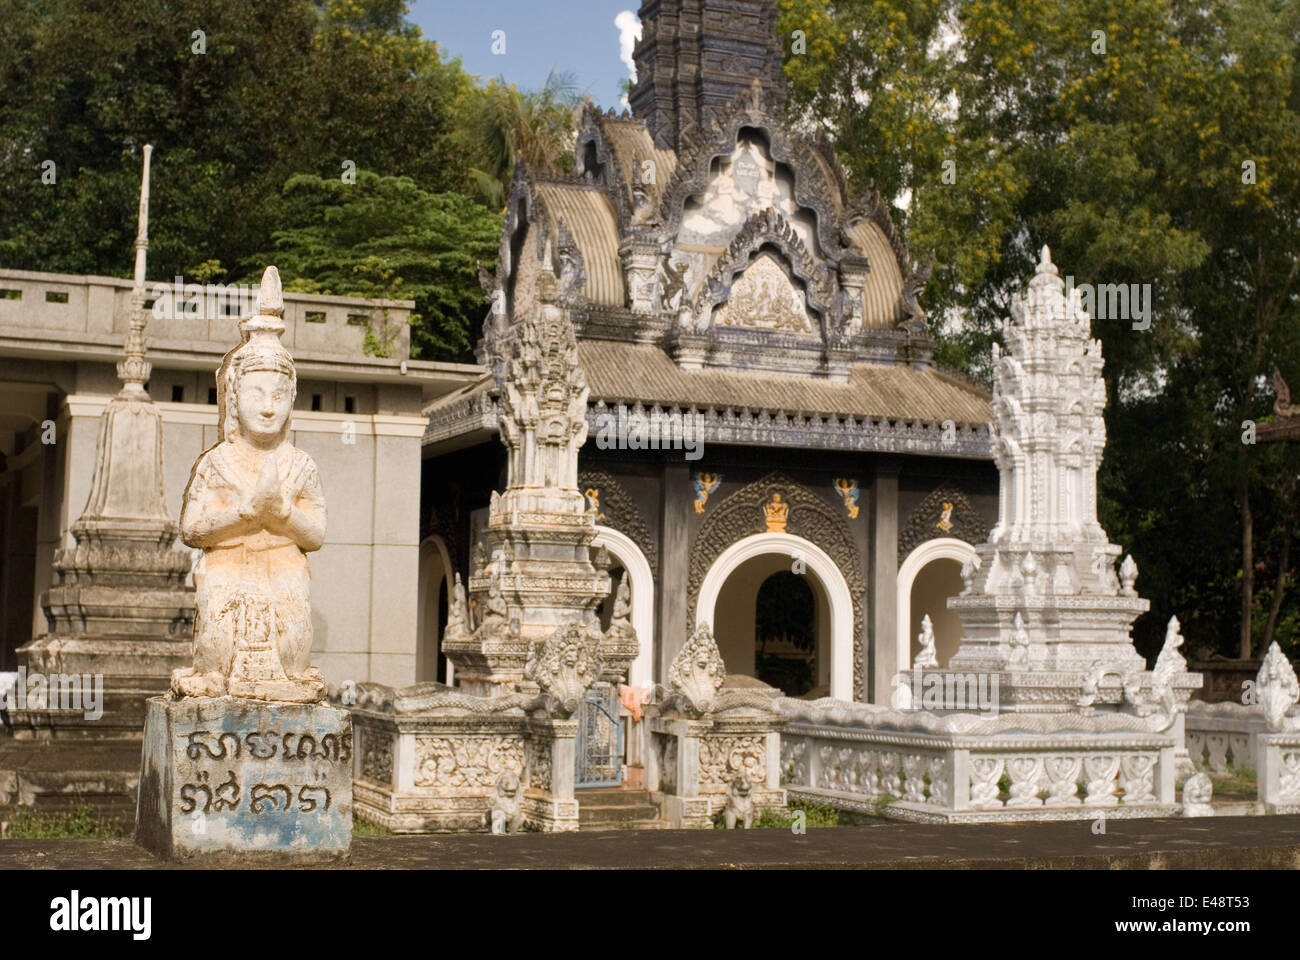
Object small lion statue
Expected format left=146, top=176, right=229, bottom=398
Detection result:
left=485, top=770, right=524, bottom=834
left=723, top=772, right=755, bottom=829
left=1181, top=771, right=1214, bottom=818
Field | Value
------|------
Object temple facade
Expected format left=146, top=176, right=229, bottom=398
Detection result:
left=419, top=0, right=998, bottom=756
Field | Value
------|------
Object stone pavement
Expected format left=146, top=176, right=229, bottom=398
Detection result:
left=3, top=815, right=1300, bottom=869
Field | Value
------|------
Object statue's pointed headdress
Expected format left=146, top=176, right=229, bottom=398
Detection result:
left=216, top=265, right=297, bottom=442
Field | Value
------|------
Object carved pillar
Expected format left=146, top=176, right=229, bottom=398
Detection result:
left=827, top=257, right=868, bottom=381
left=870, top=459, right=901, bottom=705
left=659, top=461, right=691, bottom=680
left=839, top=257, right=868, bottom=335
left=444, top=271, right=624, bottom=694
left=523, top=716, right=580, bottom=831
left=620, top=239, right=660, bottom=314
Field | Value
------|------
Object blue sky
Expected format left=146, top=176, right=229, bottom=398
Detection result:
left=408, top=1, right=638, bottom=110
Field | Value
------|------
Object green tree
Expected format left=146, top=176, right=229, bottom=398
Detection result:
left=459, top=70, right=583, bottom=207
left=0, top=0, right=475, bottom=283
left=784, top=0, right=1300, bottom=658
left=265, top=171, right=502, bottom=362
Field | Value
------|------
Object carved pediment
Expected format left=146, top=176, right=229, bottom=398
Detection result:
left=679, top=136, right=816, bottom=253
left=692, top=207, right=835, bottom=335
left=714, top=252, right=813, bottom=333
left=654, top=86, right=852, bottom=262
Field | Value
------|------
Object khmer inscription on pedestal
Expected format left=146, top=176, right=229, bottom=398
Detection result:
left=135, top=696, right=351, bottom=861
left=136, top=266, right=350, bottom=861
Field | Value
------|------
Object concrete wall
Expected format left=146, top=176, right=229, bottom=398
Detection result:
left=0, top=269, right=414, bottom=361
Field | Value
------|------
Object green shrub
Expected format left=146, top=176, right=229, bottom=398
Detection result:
left=711, top=798, right=844, bottom=829
left=2, top=807, right=125, bottom=839
left=352, top=814, right=392, bottom=836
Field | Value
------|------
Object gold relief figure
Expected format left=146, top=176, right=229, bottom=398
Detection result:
left=693, top=473, right=721, bottom=513
left=834, top=478, right=860, bottom=519
left=584, top=487, right=605, bottom=520
left=936, top=501, right=954, bottom=533
left=764, top=493, right=788, bottom=532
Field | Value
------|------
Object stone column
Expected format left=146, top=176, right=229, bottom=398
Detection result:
left=870, top=459, right=900, bottom=704
left=523, top=716, right=580, bottom=831
left=659, top=461, right=691, bottom=680
left=764, top=730, right=781, bottom=790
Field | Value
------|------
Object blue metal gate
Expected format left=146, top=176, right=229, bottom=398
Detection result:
left=576, top=683, right=623, bottom=787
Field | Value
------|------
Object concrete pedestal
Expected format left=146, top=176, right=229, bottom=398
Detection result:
left=135, top=696, right=351, bottom=863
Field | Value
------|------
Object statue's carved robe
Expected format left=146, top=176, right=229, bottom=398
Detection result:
left=181, top=441, right=325, bottom=679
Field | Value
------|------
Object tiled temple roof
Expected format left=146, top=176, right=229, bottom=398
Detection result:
left=599, top=118, right=678, bottom=210
left=842, top=219, right=906, bottom=325
left=533, top=183, right=624, bottom=307
left=422, top=344, right=992, bottom=457
left=578, top=340, right=990, bottom=425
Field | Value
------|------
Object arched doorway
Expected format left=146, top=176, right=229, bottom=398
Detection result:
left=591, top=526, right=654, bottom=689
left=588, top=526, right=655, bottom=787
left=416, top=536, right=454, bottom=684
left=896, top=537, right=979, bottom=670
left=697, top=532, right=853, bottom=700
left=753, top=569, right=820, bottom=696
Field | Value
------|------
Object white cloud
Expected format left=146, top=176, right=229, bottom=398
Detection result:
left=615, top=10, right=641, bottom=109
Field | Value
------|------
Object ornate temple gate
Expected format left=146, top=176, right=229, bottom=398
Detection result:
left=576, top=683, right=623, bottom=787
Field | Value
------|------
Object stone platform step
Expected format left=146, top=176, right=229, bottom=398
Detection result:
left=576, top=788, right=666, bottom=830
left=0, top=740, right=140, bottom=824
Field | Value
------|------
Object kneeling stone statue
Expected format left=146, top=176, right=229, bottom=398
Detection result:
left=170, top=266, right=327, bottom=703
left=137, top=267, right=350, bottom=863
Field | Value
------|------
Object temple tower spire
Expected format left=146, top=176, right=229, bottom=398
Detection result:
left=629, top=0, right=786, bottom=150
